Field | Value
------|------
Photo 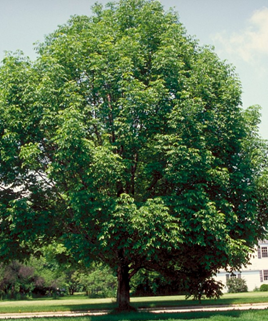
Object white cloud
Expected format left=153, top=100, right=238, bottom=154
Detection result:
left=213, top=7, right=268, bottom=63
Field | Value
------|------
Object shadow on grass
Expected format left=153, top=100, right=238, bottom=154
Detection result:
left=1, top=293, right=268, bottom=315
left=13, top=309, right=268, bottom=321
left=94, top=310, right=264, bottom=320
left=130, top=294, right=268, bottom=309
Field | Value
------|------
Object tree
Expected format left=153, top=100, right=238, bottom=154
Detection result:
left=0, top=260, right=46, bottom=299
left=0, top=0, right=268, bottom=310
left=0, top=261, right=35, bottom=299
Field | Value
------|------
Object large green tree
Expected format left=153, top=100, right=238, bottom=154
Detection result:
left=1, top=0, right=268, bottom=310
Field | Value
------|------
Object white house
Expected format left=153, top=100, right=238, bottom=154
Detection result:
left=215, top=240, right=268, bottom=292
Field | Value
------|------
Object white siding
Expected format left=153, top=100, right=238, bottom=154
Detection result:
left=215, top=241, right=268, bottom=292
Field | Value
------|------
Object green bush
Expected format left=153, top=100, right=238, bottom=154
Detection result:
left=226, top=277, right=248, bottom=293
left=260, top=284, right=268, bottom=291
left=78, top=264, right=117, bottom=298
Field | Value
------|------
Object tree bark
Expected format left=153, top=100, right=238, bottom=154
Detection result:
left=117, top=261, right=131, bottom=311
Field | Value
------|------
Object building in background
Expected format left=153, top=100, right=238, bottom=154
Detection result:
left=216, top=240, right=268, bottom=292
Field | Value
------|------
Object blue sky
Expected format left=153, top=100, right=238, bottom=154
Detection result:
left=0, top=0, right=267, bottom=139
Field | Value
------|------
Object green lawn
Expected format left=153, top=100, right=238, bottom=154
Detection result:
left=3, top=310, right=268, bottom=321
left=0, top=292, right=268, bottom=314
left=131, top=291, right=268, bottom=307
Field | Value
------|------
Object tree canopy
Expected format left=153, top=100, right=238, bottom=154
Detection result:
left=1, top=0, right=268, bottom=310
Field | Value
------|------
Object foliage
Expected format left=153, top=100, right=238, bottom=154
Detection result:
left=40, top=244, right=117, bottom=297
left=226, top=277, right=248, bottom=293
left=78, top=264, right=117, bottom=298
left=0, top=257, right=116, bottom=299
left=259, top=284, right=268, bottom=291
left=130, top=269, right=187, bottom=296
left=186, top=278, right=223, bottom=302
left=0, top=261, right=37, bottom=299
left=29, top=256, right=67, bottom=292
left=1, top=0, right=268, bottom=310
left=0, top=258, right=67, bottom=299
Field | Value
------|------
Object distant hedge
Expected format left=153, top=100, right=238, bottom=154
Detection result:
left=260, top=284, right=268, bottom=291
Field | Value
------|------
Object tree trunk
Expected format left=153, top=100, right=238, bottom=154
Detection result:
left=117, top=262, right=131, bottom=311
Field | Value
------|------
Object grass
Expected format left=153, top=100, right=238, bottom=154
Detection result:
left=0, top=296, right=117, bottom=313
left=0, top=292, right=268, bottom=315
left=131, top=291, right=268, bottom=308
left=2, top=310, right=268, bottom=321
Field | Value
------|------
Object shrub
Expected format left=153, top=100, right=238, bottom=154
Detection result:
left=78, top=264, right=117, bottom=298
left=260, top=284, right=268, bottom=291
left=226, top=277, right=248, bottom=293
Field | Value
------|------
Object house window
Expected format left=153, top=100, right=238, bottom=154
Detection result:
left=262, top=247, right=268, bottom=258
left=264, top=270, right=268, bottom=281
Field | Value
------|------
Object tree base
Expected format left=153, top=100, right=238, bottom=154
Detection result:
left=110, top=306, right=138, bottom=314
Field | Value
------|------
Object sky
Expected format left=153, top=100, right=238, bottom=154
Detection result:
left=0, top=0, right=267, bottom=139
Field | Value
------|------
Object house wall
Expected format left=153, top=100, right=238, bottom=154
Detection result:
left=215, top=241, right=268, bottom=292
